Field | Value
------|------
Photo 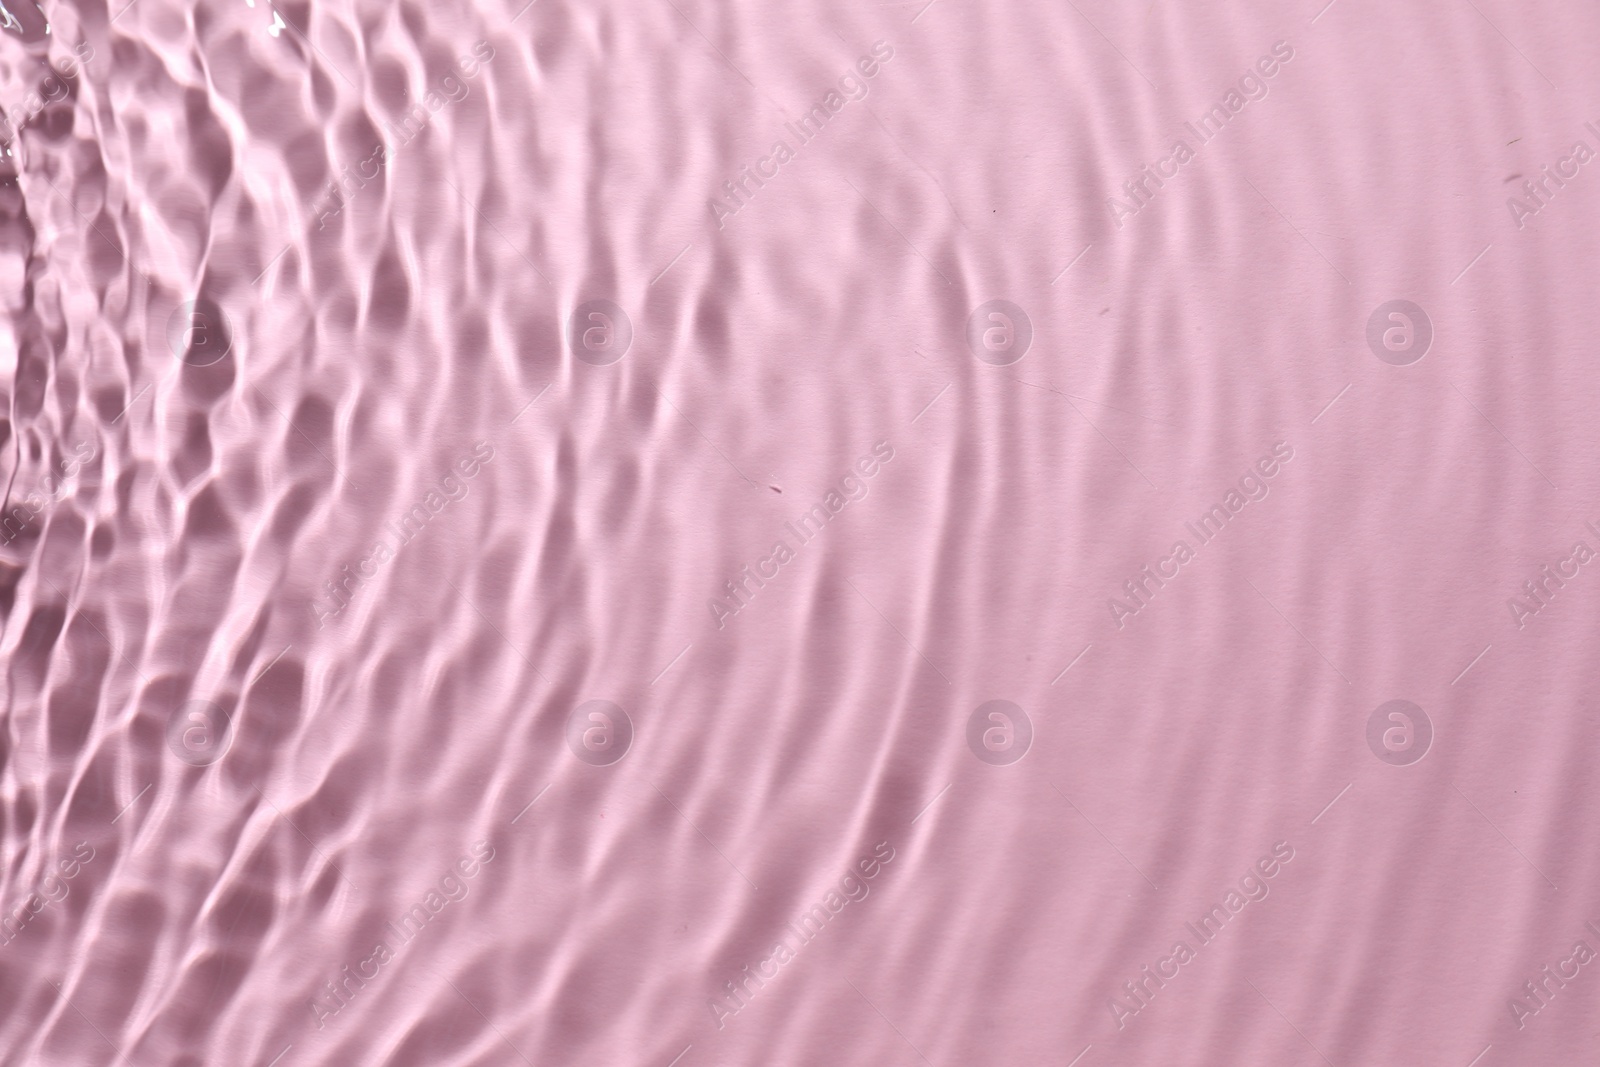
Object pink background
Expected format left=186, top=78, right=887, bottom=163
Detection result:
left=0, top=0, right=1596, bottom=1063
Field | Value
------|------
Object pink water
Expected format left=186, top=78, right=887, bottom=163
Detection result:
left=0, top=0, right=1597, bottom=1063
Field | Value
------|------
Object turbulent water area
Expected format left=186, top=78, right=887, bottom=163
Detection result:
left=0, top=0, right=1596, bottom=1064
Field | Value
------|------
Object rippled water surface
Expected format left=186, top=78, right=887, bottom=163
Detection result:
left=0, top=0, right=1598, bottom=1063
